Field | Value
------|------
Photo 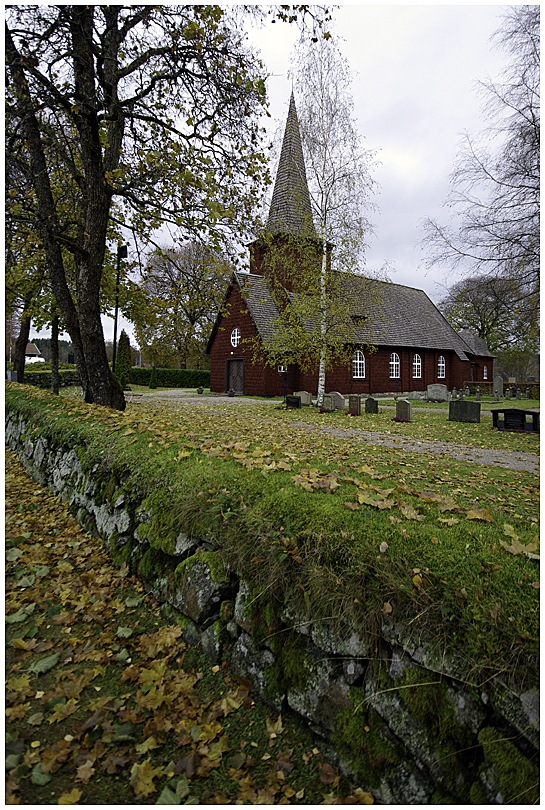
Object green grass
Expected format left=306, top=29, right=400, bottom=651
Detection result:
left=6, top=382, right=540, bottom=689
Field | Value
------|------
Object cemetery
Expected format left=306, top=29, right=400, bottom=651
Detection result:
left=5, top=382, right=539, bottom=804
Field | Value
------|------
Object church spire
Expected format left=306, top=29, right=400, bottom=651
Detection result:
left=267, top=92, right=316, bottom=238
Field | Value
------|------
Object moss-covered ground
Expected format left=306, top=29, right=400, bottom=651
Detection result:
left=6, top=383, right=539, bottom=692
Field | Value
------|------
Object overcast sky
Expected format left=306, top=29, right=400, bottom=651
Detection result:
left=31, top=3, right=513, bottom=345
left=250, top=3, right=512, bottom=305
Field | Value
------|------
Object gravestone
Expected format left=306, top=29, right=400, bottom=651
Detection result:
left=475, top=387, right=481, bottom=402
left=505, top=388, right=512, bottom=400
left=494, top=391, right=500, bottom=402
left=526, top=388, right=531, bottom=400
left=6, top=371, right=18, bottom=382
left=452, top=388, right=458, bottom=400
left=328, top=391, right=346, bottom=410
left=365, top=396, right=378, bottom=414
left=493, top=375, right=504, bottom=397
left=285, top=395, right=301, bottom=409
left=464, top=386, right=470, bottom=397
left=448, top=400, right=481, bottom=423
left=395, top=399, right=412, bottom=422
left=321, top=394, right=335, bottom=412
left=348, top=395, right=361, bottom=416
left=427, top=383, right=448, bottom=402
left=516, top=388, right=522, bottom=400
left=406, top=391, right=424, bottom=400
left=294, top=390, right=313, bottom=406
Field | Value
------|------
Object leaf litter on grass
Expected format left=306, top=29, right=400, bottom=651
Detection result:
left=5, top=449, right=373, bottom=805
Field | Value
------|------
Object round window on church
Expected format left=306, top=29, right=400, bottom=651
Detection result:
left=230, top=328, right=241, bottom=348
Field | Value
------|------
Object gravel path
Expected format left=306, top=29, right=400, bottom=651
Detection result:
left=139, top=391, right=539, bottom=475
left=288, top=422, right=539, bottom=475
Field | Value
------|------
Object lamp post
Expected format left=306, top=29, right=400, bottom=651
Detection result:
left=112, top=244, right=128, bottom=373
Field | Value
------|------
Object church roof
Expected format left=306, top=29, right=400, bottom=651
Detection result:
left=267, top=93, right=316, bottom=238
left=232, top=272, right=492, bottom=361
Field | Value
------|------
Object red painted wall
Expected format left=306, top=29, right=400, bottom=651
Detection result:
left=208, top=283, right=492, bottom=397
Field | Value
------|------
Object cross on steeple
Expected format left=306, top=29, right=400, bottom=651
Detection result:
left=267, top=92, right=316, bottom=238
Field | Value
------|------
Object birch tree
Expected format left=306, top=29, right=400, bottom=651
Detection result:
left=292, top=33, right=377, bottom=403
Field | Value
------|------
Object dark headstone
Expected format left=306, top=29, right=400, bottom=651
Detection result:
left=448, top=400, right=481, bottom=423
left=321, top=394, right=335, bottom=412
left=365, top=397, right=378, bottom=414
left=6, top=371, right=17, bottom=382
left=395, top=399, right=412, bottom=421
left=286, top=395, right=301, bottom=409
left=348, top=395, right=361, bottom=416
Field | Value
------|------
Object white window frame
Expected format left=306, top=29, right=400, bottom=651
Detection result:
left=390, top=352, right=400, bottom=379
left=352, top=350, right=366, bottom=379
left=278, top=365, right=287, bottom=374
left=230, top=327, right=241, bottom=348
left=412, top=353, right=422, bottom=379
left=437, top=355, right=446, bottom=379
left=483, top=366, right=488, bottom=380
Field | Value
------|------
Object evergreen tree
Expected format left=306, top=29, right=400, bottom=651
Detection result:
left=116, top=330, right=132, bottom=389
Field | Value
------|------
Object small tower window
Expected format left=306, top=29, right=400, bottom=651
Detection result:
left=483, top=366, right=488, bottom=380
left=230, top=328, right=241, bottom=348
left=438, top=355, right=446, bottom=379
left=412, top=353, right=422, bottom=379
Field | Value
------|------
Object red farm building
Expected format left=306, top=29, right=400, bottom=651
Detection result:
left=206, top=94, right=493, bottom=397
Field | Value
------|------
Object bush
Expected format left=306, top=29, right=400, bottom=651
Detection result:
left=129, top=366, right=210, bottom=389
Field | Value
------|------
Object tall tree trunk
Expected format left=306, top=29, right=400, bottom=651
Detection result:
left=13, top=312, right=31, bottom=382
left=316, top=239, right=328, bottom=406
left=50, top=312, right=60, bottom=395
left=6, top=23, right=125, bottom=411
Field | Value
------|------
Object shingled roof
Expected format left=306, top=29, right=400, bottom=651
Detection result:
left=236, top=272, right=489, bottom=361
left=267, top=93, right=316, bottom=238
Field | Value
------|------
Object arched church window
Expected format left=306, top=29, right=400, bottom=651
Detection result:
left=390, top=352, right=400, bottom=379
left=352, top=350, right=366, bottom=379
left=230, top=328, right=241, bottom=348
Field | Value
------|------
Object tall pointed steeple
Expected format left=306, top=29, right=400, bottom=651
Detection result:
left=267, top=93, right=316, bottom=238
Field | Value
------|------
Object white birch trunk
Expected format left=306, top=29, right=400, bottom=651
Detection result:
left=316, top=236, right=328, bottom=405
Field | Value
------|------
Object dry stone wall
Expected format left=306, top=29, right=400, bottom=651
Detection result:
left=5, top=409, right=539, bottom=805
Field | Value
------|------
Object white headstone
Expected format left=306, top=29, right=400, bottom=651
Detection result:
left=328, top=391, right=346, bottom=410
left=294, top=390, right=313, bottom=406
left=427, top=384, right=448, bottom=402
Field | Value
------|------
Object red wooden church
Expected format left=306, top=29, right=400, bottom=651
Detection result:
left=207, top=94, right=493, bottom=397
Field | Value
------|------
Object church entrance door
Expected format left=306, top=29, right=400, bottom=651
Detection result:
left=227, top=359, right=244, bottom=394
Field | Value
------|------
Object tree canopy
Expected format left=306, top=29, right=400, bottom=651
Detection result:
left=5, top=5, right=277, bottom=407
left=133, top=242, right=232, bottom=369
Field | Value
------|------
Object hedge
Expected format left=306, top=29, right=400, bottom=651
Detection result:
left=18, top=369, right=81, bottom=388
left=129, top=367, right=210, bottom=388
